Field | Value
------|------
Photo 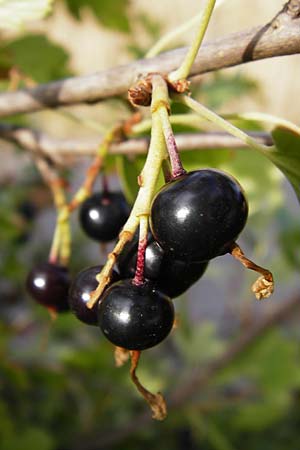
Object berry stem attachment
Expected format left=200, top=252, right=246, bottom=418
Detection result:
left=130, top=350, right=167, bottom=421
left=158, top=105, right=186, bottom=179
left=133, top=215, right=148, bottom=286
left=68, top=126, right=118, bottom=212
left=87, top=75, right=167, bottom=309
left=168, top=0, right=216, bottom=83
left=229, top=242, right=274, bottom=300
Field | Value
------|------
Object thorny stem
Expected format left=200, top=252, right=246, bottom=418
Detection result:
left=87, top=74, right=167, bottom=309
left=175, top=94, right=275, bottom=155
left=229, top=242, right=274, bottom=300
left=130, top=351, right=167, bottom=421
left=168, top=0, right=216, bottom=82
left=133, top=215, right=148, bottom=286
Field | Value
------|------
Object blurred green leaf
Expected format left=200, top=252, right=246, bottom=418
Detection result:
left=65, top=0, right=131, bottom=33
left=0, top=34, right=71, bottom=83
left=2, top=427, right=54, bottom=450
left=267, top=127, right=300, bottom=202
left=196, top=73, right=258, bottom=109
left=115, top=155, right=142, bottom=204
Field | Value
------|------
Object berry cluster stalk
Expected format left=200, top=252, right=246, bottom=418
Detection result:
left=87, top=74, right=168, bottom=309
left=168, top=0, right=216, bottom=82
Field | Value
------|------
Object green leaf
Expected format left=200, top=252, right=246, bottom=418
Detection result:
left=2, top=427, right=54, bottom=450
left=115, top=155, right=142, bottom=205
left=0, top=34, right=71, bottom=83
left=65, top=0, right=131, bottom=33
left=0, top=0, right=53, bottom=30
left=116, top=155, right=165, bottom=205
left=196, top=73, right=258, bottom=109
left=267, top=127, right=300, bottom=201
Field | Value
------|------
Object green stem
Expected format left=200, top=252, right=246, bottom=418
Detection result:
left=224, top=112, right=300, bottom=135
left=87, top=74, right=168, bottom=309
left=174, top=94, right=274, bottom=155
left=146, top=11, right=209, bottom=59
left=168, top=0, right=216, bottom=82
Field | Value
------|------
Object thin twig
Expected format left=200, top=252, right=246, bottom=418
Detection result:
left=0, top=123, right=273, bottom=159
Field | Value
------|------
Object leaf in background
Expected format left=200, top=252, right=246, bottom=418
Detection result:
left=115, top=155, right=142, bottom=205
left=0, top=34, right=71, bottom=83
left=2, top=427, right=54, bottom=450
left=195, top=73, right=259, bottom=109
left=116, top=155, right=165, bottom=205
left=0, top=0, right=53, bottom=30
left=267, top=127, right=300, bottom=202
left=65, top=0, right=131, bottom=33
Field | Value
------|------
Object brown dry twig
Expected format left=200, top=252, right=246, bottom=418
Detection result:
left=0, top=2, right=298, bottom=117
left=0, top=123, right=273, bottom=159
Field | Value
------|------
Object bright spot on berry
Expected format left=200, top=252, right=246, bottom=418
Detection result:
left=176, top=206, right=190, bottom=221
left=118, top=310, right=130, bottom=323
left=89, top=209, right=100, bottom=221
left=82, top=292, right=90, bottom=303
left=34, top=277, right=46, bottom=288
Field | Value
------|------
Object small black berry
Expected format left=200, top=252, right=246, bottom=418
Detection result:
left=150, top=169, right=248, bottom=262
left=26, top=262, right=70, bottom=312
left=68, top=265, right=119, bottom=325
left=98, top=279, right=175, bottom=350
left=79, top=191, right=130, bottom=242
left=117, top=232, right=208, bottom=298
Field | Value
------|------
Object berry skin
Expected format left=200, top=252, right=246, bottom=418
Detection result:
left=26, top=263, right=70, bottom=312
left=150, top=169, right=248, bottom=262
left=79, top=191, right=130, bottom=242
left=117, top=233, right=208, bottom=298
left=98, top=279, right=175, bottom=350
left=68, top=265, right=119, bottom=325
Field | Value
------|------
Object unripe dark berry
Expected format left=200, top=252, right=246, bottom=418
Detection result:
left=150, top=169, right=248, bottom=262
left=79, top=191, right=130, bottom=242
left=68, top=265, right=119, bottom=325
left=26, top=262, right=70, bottom=312
left=98, top=279, right=175, bottom=350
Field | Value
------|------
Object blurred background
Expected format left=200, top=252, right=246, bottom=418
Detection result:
left=1, top=1, right=300, bottom=449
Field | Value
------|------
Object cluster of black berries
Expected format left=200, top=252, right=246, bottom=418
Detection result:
left=26, top=169, right=248, bottom=351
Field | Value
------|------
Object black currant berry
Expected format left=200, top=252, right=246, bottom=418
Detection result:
left=98, top=279, right=175, bottom=350
left=117, top=231, right=164, bottom=281
left=150, top=169, right=248, bottom=262
left=117, top=233, right=208, bottom=298
left=68, top=265, right=119, bottom=325
left=26, top=262, right=70, bottom=312
left=79, top=191, right=130, bottom=242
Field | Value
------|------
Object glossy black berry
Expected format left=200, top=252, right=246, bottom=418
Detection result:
left=117, top=232, right=208, bottom=298
left=79, top=191, right=130, bottom=242
left=98, top=279, right=174, bottom=350
left=150, top=169, right=248, bottom=262
left=68, top=265, right=119, bottom=325
left=117, top=231, right=164, bottom=281
left=26, top=262, right=70, bottom=312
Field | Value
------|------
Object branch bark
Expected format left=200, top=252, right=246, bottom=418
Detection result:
left=0, top=2, right=299, bottom=117
left=0, top=123, right=273, bottom=159
left=77, top=292, right=300, bottom=450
